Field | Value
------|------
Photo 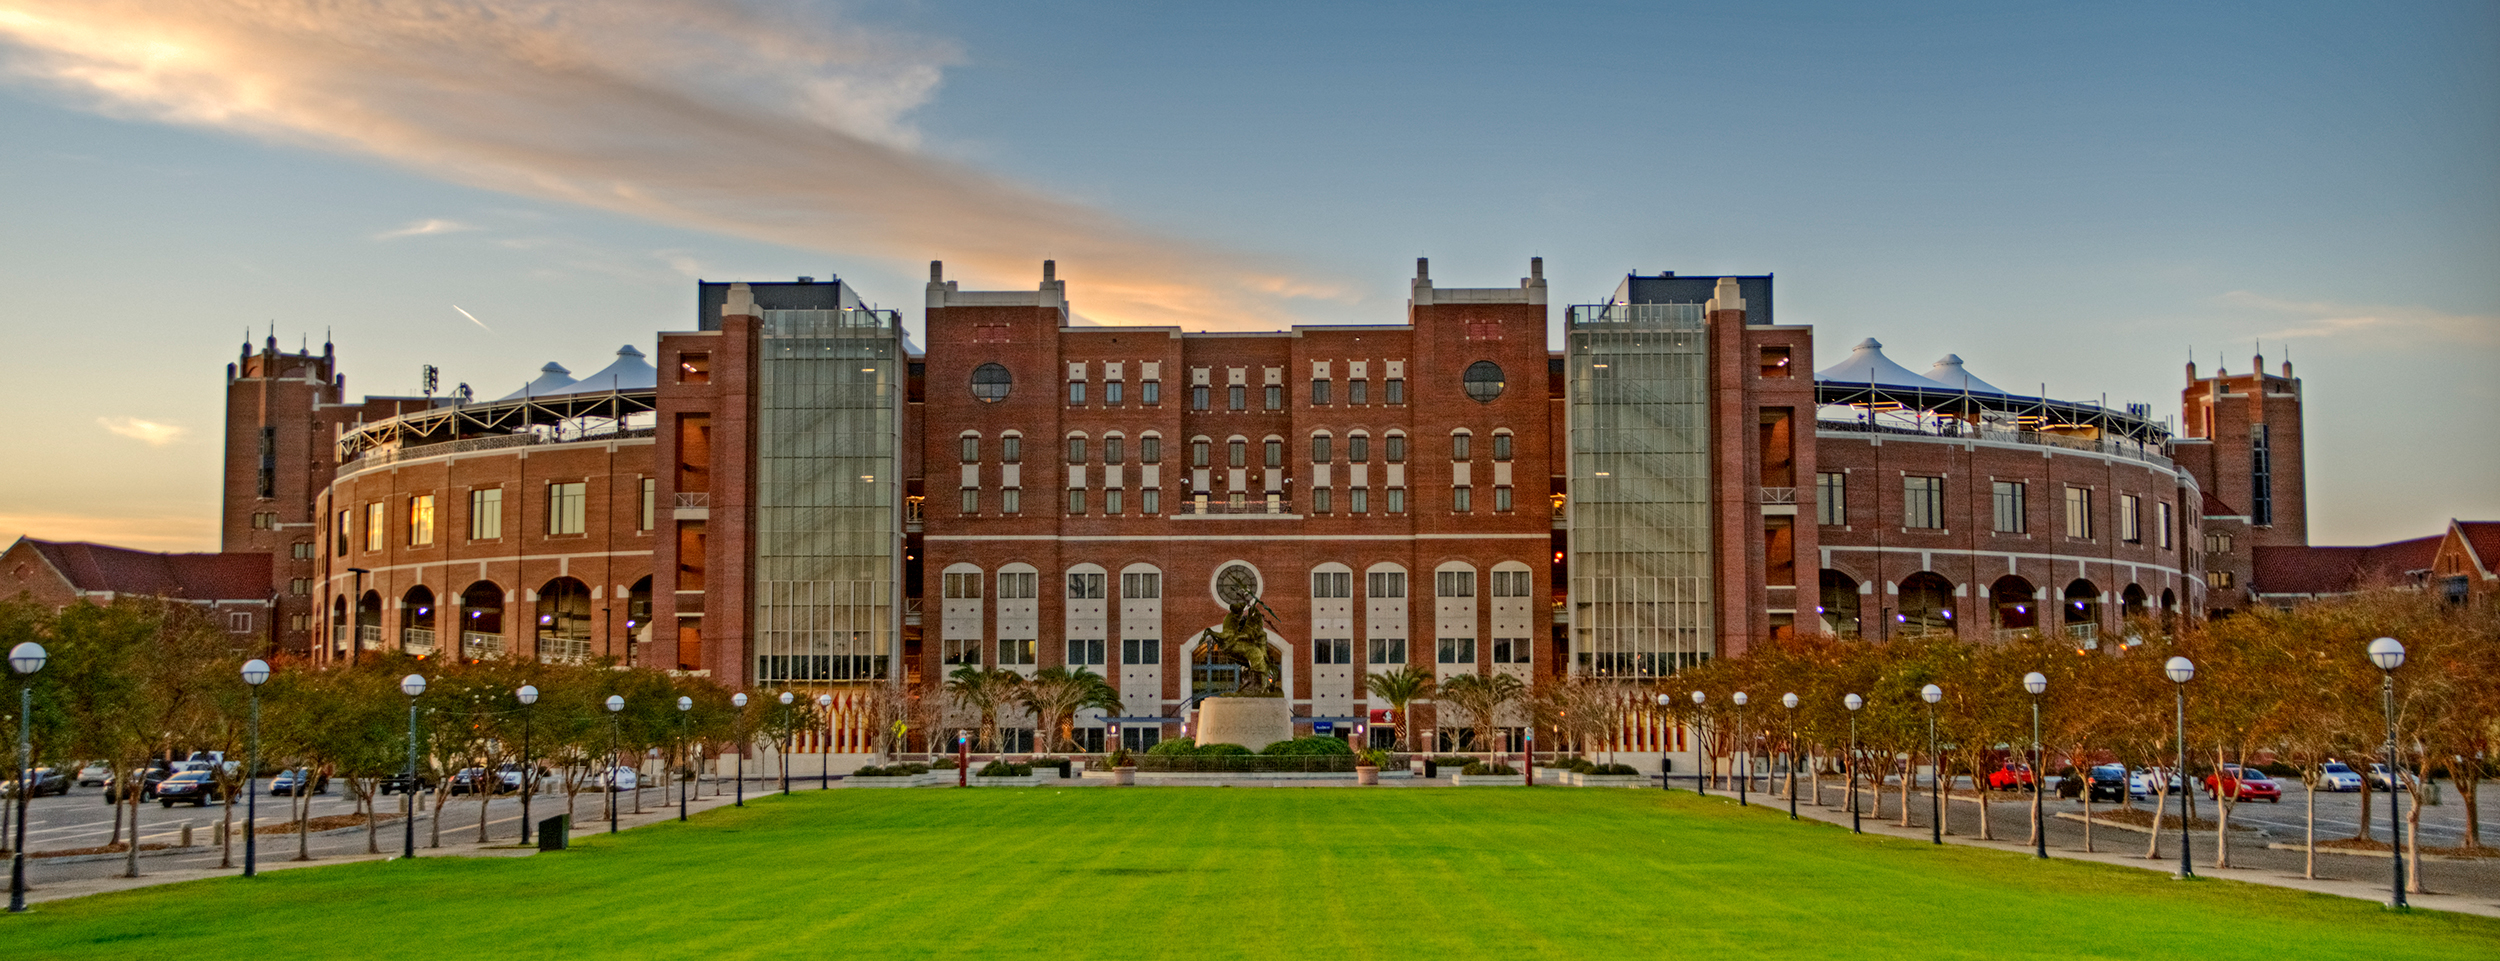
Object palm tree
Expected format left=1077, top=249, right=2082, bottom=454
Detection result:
left=1019, top=667, right=1121, bottom=754
left=1439, top=672, right=1526, bottom=757
left=1364, top=666, right=1435, bottom=753
left=945, top=665, right=1024, bottom=753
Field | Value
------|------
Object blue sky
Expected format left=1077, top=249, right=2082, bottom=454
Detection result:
left=0, top=0, right=2492, bottom=551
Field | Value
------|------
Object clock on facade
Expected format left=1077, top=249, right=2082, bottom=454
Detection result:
left=1216, top=564, right=1260, bottom=606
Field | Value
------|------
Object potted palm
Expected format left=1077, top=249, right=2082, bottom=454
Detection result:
left=1355, top=748, right=1389, bottom=786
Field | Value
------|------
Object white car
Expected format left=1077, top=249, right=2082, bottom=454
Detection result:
left=2130, top=768, right=2181, bottom=797
left=75, top=762, right=113, bottom=786
left=585, top=766, right=640, bottom=792
left=2315, top=762, right=2364, bottom=792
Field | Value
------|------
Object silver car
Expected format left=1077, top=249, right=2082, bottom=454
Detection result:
left=2315, top=762, right=2364, bottom=792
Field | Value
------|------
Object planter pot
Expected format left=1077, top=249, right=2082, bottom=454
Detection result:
left=1114, top=768, right=1135, bottom=786
left=1193, top=697, right=1293, bottom=752
left=1355, top=765, right=1379, bottom=786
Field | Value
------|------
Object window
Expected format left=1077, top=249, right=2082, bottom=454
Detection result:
left=470, top=488, right=502, bottom=540
left=1067, top=488, right=1086, bottom=514
left=678, top=352, right=711, bottom=384
left=1437, top=570, right=1476, bottom=598
left=1142, top=379, right=1160, bottom=405
left=1350, top=488, right=1369, bottom=513
left=640, top=479, right=656, bottom=531
left=1385, top=378, right=1405, bottom=405
left=1312, top=488, right=1331, bottom=513
left=1451, top=433, right=1470, bottom=461
left=2209, top=570, right=2235, bottom=589
left=961, top=435, right=980, bottom=463
left=1067, top=638, right=1106, bottom=666
left=1228, top=439, right=1246, bottom=468
left=1002, top=488, right=1022, bottom=514
left=1122, top=637, right=1161, bottom=664
left=1452, top=486, right=1471, bottom=512
left=1385, top=434, right=1406, bottom=463
left=1104, top=489, right=1123, bottom=514
left=1141, top=488, right=1159, bottom=514
left=1313, top=638, right=1353, bottom=665
left=1462, top=361, right=1504, bottom=402
left=1992, top=481, right=2026, bottom=534
left=960, top=488, right=979, bottom=513
left=228, top=612, right=253, bottom=634
left=1368, top=637, right=1407, bottom=664
left=998, top=639, right=1037, bottom=666
left=1066, top=436, right=1087, bottom=464
left=336, top=509, right=351, bottom=556
left=407, top=495, right=434, bottom=546
left=548, top=482, right=586, bottom=535
left=1068, top=379, right=1086, bottom=405
left=1368, top=570, right=1406, bottom=598
left=1312, top=570, right=1352, bottom=598
left=1492, top=570, right=1533, bottom=597
left=2158, top=502, right=2175, bottom=550
left=2207, top=532, right=2233, bottom=554
left=1349, top=378, right=1368, bottom=405
left=1002, top=435, right=1022, bottom=463
left=249, top=511, right=270, bottom=530
left=1228, top=385, right=1246, bottom=410
left=365, top=502, right=386, bottom=551
left=1311, top=379, right=1331, bottom=405
left=2065, top=487, right=2094, bottom=539
left=1192, top=439, right=1210, bottom=468
left=289, top=614, right=307, bottom=631
left=1190, top=385, right=1209, bottom=410
left=291, top=541, right=314, bottom=560
left=1104, top=436, right=1124, bottom=464
left=998, top=571, right=1038, bottom=598
left=1758, top=346, right=1792, bottom=378
left=943, top=639, right=980, bottom=665
left=1311, top=434, right=1332, bottom=462
left=1348, top=435, right=1369, bottom=463
left=1068, top=572, right=1105, bottom=599
left=1816, top=472, right=1846, bottom=526
left=1106, top=380, right=1123, bottom=405
left=943, top=572, right=982, bottom=598
left=1386, top=488, right=1406, bottom=513
left=1437, top=637, right=1476, bottom=664
left=1264, top=439, right=1283, bottom=468
left=289, top=578, right=309, bottom=595
left=2120, top=495, right=2142, bottom=543
left=1122, top=572, right=1161, bottom=598
left=970, top=363, right=1012, bottom=403
left=1493, top=432, right=1512, bottom=462
left=1265, top=385, right=1283, bottom=410
left=1903, top=476, right=1942, bottom=530
left=1140, top=436, right=1161, bottom=464
left=1492, top=638, right=1530, bottom=664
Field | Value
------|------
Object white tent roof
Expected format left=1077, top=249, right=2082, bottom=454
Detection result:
left=496, top=362, right=577, bottom=402
left=552, top=345, right=658, bottom=395
left=1814, top=338, right=1951, bottom=390
left=1924, top=354, right=2011, bottom=395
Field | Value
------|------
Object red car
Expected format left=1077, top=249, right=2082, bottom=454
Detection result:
left=2205, top=766, right=2282, bottom=802
left=1986, top=764, right=2036, bottom=792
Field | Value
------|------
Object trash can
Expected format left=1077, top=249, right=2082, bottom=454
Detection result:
left=537, top=815, right=569, bottom=851
left=1422, top=759, right=1437, bottom=779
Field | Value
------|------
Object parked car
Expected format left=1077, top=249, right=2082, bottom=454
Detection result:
left=584, top=766, right=640, bottom=792
left=2083, top=764, right=2129, bottom=802
left=2131, top=767, right=2181, bottom=796
left=2206, top=765, right=2282, bottom=803
left=2315, top=762, right=2364, bottom=793
left=269, top=768, right=328, bottom=796
left=104, top=764, right=177, bottom=804
left=154, top=770, right=223, bottom=807
left=448, top=767, right=516, bottom=796
left=1986, top=764, right=2036, bottom=792
left=75, top=762, right=113, bottom=786
left=2367, top=763, right=2408, bottom=791
left=2, top=767, right=71, bottom=798
left=377, top=772, right=435, bottom=795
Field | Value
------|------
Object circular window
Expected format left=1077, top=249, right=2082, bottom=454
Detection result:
left=1463, top=361, right=1505, bottom=403
left=1215, top=564, right=1261, bottom=606
left=969, top=363, right=1012, bottom=403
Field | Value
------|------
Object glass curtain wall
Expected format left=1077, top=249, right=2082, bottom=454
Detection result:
left=1565, top=303, right=1713, bottom=678
left=753, top=307, right=903, bottom=685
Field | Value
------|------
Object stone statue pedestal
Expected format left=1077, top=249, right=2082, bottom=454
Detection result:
left=1195, top=697, right=1291, bottom=752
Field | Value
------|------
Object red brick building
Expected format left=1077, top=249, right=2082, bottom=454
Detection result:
left=1, top=536, right=272, bottom=642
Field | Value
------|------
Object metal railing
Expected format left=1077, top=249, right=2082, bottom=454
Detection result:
left=401, top=627, right=437, bottom=655
left=1817, top=417, right=2173, bottom=469
left=2064, top=623, right=2100, bottom=643
left=675, top=492, right=711, bottom=508
left=357, top=625, right=382, bottom=649
left=462, top=631, right=506, bottom=659
left=1760, top=487, right=1797, bottom=504
left=537, top=636, right=593, bottom=663
left=1992, top=628, right=2041, bottom=642
left=1135, top=755, right=1359, bottom=773
left=1176, top=497, right=1294, bottom=516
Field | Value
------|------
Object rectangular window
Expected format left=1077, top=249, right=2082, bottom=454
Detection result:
left=998, top=639, right=1037, bottom=666
left=1494, top=486, right=1513, bottom=512
left=337, top=509, right=351, bottom=555
left=1492, top=638, right=1530, bottom=664
left=1759, top=346, right=1792, bottom=377
left=1385, top=435, right=1406, bottom=463
left=1104, top=488, right=1123, bottom=514
left=2120, top=494, right=2142, bottom=543
left=1067, top=638, right=1106, bottom=666
left=228, top=612, right=252, bottom=634
left=1142, top=380, right=1160, bottom=405
left=1067, top=488, right=1086, bottom=515
left=1348, top=435, right=1369, bottom=462
left=365, top=502, right=385, bottom=551
left=2209, top=570, right=2235, bottom=589
left=1122, top=572, right=1161, bottom=598
left=961, top=436, right=979, bottom=463
left=943, top=572, right=982, bottom=598
left=2158, top=502, right=2175, bottom=550
left=1816, top=471, right=1846, bottom=526
left=1311, top=435, right=1332, bottom=462
left=998, top=572, right=1038, bottom=598
left=1068, top=572, right=1105, bottom=599
left=1264, top=439, right=1283, bottom=468
left=2249, top=424, right=2273, bottom=527
left=1226, top=385, right=1244, bottom=410
left=1385, top=378, right=1405, bottom=404
left=1311, top=571, right=1352, bottom=598
left=1312, top=487, right=1331, bottom=513
left=1002, top=488, right=1022, bottom=515
left=1192, top=439, right=1210, bottom=468
left=1436, top=637, right=1476, bottom=664
left=1067, top=436, right=1086, bottom=464
left=1992, top=481, right=2026, bottom=534
left=1350, top=487, right=1369, bottom=514
left=1452, top=486, right=1471, bottom=512
left=640, top=478, right=656, bottom=531
left=1122, top=637, right=1162, bottom=664
left=289, top=578, right=309, bottom=596
left=548, top=482, right=586, bottom=535
left=1492, top=570, right=1533, bottom=597
left=291, top=541, right=314, bottom=560
left=1386, top=488, right=1406, bottom=514
left=677, top=352, right=710, bottom=383
left=1105, top=380, right=1123, bottom=405
left=1265, top=385, right=1283, bottom=410
left=1140, top=436, right=1161, bottom=463
left=473, top=488, right=506, bottom=541
left=406, top=495, right=434, bottom=546
left=1437, top=570, right=1476, bottom=598
left=1451, top=433, right=1470, bottom=461
left=1224, top=439, right=1244, bottom=468
left=1068, top=380, right=1086, bottom=405
left=1311, top=379, right=1331, bottom=405
left=2066, top=487, right=2094, bottom=539
left=1368, top=637, right=1408, bottom=664
left=1493, top=433, right=1512, bottom=462
left=1104, top=436, right=1124, bottom=464
left=1903, top=476, right=1943, bottom=530
left=1002, top=435, right=1022, bottom=463
left=1141, top=488, right=1159, bottom=514
left=1349, top=379, right=1368, bottom=405
left=1367, top=570, right=1406, bottom=598
left=1313, top=638, right=1353, bottom=665
left=961, top=487, right=979, bottom=514
left=942, top=639, right=979, bottom=665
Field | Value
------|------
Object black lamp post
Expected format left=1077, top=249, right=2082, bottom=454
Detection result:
left=604, top=694, right=624, bottom=834
left=2367, top=636, right=2407, bottom=910
left=676, top=696, right=693, bottom=822
left=1653, top=693, right=1673, bottom=793
left=2023, top=671, right=2048, bottom=859
left=1921, top=683, right=1942, bottom=845
left=241, top=658, right=270, bottom=876
left=399, top=673, right=427, bottom=860
left=1844, top=693, right=1864, bottom=834
left=516, top=684, right=538, bottom=845
left=1690, top=690, right=1708, bottom=796
left=777, top=692, right=795, bottom=795
left=8, top=641, right=47, bottom=913
left=2164, top=656, right=2194, bottom=879
left=1731, top=692, right=1748, bottom=806
left=1781, top=692, right=1799, bottom=820
left=730, top=693, right=748, bottom=808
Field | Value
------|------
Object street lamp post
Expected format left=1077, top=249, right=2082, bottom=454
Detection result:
left=1654, top=693, right=1673, bottom=793
left=604, top=694, right=625, bottom=834
left=516, top=685, right=539, bottom=845
left=2164, top=656, right=2195, bottom=880
left=1732, top=692, right=1748, bottom=806
left=399, top=674, right=427, bottom=860
left=730, top=693, right=748, bottom=808
left=9, top=641, right=48, bottom=913
left=816, top=693, right=834, bottom=791
left=1690, top=690, right=1708, bottom=797
left=1782, top=693, right=1799, bottom=820
left=957, top=730, right=970, bottom=788
left=1844, top=693, right=1864, bottom=834
left=2368, top=636, right=2407, bottom=910
left=777, top=692, right=795, bottom=795
left=677, top=696, right=693, bottom=822
left=2023, top=671, right=2049, bottom=859
left=241, top=659, right=271, bottom=876
left=1921, top=683, right=1943, bottom=845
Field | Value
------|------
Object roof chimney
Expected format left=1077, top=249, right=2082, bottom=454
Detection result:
left=1529, top=257, right=1543, bottom=281
left=1706, top=277, right=1745, bottom=316
left=1042, top=259, right=1056, bottom=283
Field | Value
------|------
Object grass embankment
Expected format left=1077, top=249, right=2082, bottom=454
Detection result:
left=7, top=789, right=2494, bottom=960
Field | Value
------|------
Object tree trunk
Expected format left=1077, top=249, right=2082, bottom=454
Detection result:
left=2456, top=764, right=2482, bottom=851
left=1898, top=755, right=1914, bottom=828
left=1975, top=760, right=1994, bottom=842
left=362, top=782, right=380, bottom=855
left=2355, top=772, right=2374, bottom=841
left=430, top=780, right=448, bottom=848
left=2081, top=786, right=2095, bottom=853
left=219, top=790, right=235, bottom=868
left=2303, top=768, right=2318, bottom=879
left=2213, top=747, right=2234, bottom=870
left=2144, top=784, right=2167, bottom=859
left=478, top=777, right=493, bottom=844
left=294, top=781, right=311, bottom=861
left=122, top=785, right=141, bottom=878
left=2406, top=771, right=2427, bottom=895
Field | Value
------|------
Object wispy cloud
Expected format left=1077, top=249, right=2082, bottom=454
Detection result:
left=452, top=304, right=492, bottom=332
left=2215, top=291, right=2500, bottom=347
left=375, top=217, right=475, bottom=240
left=0, top=0, right=1345, bottom=327
left=97, top=416, right=183, bottom=446
left=0, top=509, right=217, bottom=552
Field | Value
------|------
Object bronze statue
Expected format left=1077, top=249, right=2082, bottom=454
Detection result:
left=1205, top=599, right=1280, bottom=695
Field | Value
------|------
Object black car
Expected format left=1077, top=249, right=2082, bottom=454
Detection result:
left=2084, top=764, right=2129, bottom=803
left=3, top=767, right=71, bottom=798
left=270, top=768, right=329, bottom=796
left=377, top=772, right=435, bottom=795
left=154, top=770, right=223, bottom=807
left=104, top=765, right=177, bottom=804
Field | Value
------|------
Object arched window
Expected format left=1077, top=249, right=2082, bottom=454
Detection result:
left=1228, top=436, right=1247, bottom=468
left=1309, top=431, right=1333, bottom=462
left=536, top=577, right=593, bottom=662
left=1264, top=436, right=1284, bottom=469
left=1384, top=431, right=1407, bottom=463
left=1492, top=429, right=1514, bottom=463
left=1450, top=429, right=1472, bottom=461
left=460, top=582, right=504, bottom=657
left=1991, top=575, right=2037, bottom=630
left=1818, top=570, right=1860, bottom=637
left=2064, top=580, right=2101, bottom=633
left=959, top=430, right=980, bottom=464
left=401, top=586, right=436, bottom=655
left=2120, top=584, right=2148, bottom=620
left=1897, top=572, right=1955, bottom=635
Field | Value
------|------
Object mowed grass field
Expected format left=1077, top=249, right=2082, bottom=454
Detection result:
left=8, top=788, right=2495, bottom=960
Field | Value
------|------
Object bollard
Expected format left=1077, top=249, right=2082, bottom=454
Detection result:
left=181, top=822, right=194, bottom=847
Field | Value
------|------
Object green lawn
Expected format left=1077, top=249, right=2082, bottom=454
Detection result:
left=8, top=788, right=2494, bottom=960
